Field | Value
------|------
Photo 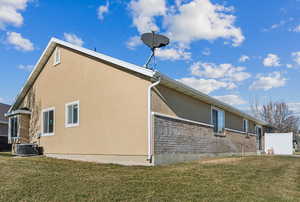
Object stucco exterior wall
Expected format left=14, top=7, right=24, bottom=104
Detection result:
left=19, top=46, right=151, bottom=157
left=225, top=112, right=243, bottom=131
left=152, top=85, right=260, bottom=133
left=19, top=114, right=30, bottom=143
left=152, top=85, right=212, bottom=124
left=153, top=114, right=257, bottom=165
left=249, top=120, right=256, bottom=133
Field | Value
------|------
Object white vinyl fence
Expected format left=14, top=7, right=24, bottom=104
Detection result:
left=265, top=133, right=293, bottom=155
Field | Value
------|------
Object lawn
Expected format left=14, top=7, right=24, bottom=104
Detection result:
left=1, top=154, right=300, bottom=202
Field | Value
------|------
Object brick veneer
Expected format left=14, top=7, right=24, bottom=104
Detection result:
left=154, top=114, right=257, bottom=155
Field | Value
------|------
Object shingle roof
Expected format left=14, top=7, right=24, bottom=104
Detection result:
left=0, top=103, right=10, bottom=123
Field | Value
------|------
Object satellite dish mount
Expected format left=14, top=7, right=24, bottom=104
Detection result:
left=141, top=31, right=170, bottom=69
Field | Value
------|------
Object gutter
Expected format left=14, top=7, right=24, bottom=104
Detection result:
left=147, top=75, right=161, bottom=163
left=5, top=110, right=32, bottom=117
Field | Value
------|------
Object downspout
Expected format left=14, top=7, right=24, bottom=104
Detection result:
left=147, top=76, right=161, bottom=163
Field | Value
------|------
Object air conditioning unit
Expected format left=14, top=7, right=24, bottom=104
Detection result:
left=15, top=144, right=42, bottom=156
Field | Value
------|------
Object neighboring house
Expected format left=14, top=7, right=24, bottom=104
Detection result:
left=0, top=103, right=11, bottom=151
left=6, top=38, right=271, bottom=165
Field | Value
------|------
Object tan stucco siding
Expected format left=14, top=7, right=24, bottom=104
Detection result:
left=152, top=85, right=212, bottom=124
left=19, top=46, right=150, bottom=155
left=249, top=120, right=256, bottom=133
left=225, top=112, right=243, bottom=131
left=152, top=85, right=261, bottom=133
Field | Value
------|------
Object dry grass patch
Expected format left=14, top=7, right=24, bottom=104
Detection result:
left=1, top=153, right=300, bottom=201
left=200, top=156, right=243, bottom=164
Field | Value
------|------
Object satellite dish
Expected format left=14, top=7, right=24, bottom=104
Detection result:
left=141, top=32, right=170, bottom=49
left=141, top=31, right=170, bottom=69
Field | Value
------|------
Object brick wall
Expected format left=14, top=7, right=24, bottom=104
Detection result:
left=154, top=114, right=257, bottom=155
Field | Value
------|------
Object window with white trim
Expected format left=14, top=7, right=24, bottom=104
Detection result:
left=53, top=47, right=61, bottom=65
left=9, top=116, right=18, bottom=138
left=42, top=108, right=54, bottom=136
left=212, top=108, right=225, bottom=133
left=243, top=119, right=249, bottom=132
left=65, top=101, right=79, bottom=127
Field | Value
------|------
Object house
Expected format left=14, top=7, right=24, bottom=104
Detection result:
left=0, top=103, right=11, bottom=151
left=6, top=38, right=271, bottom=165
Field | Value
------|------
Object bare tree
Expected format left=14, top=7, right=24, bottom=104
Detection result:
left=251, top=100, right=299, bottom=134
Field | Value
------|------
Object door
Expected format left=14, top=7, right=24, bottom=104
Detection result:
left=256, top=126, right=262, bottom=151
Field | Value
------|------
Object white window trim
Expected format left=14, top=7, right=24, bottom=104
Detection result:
left=8, top=115, right=20, bottom=141
left=53, top=47, right=61, bottom=66
left=211, top=106, right=225, bottom=133
left=41, top=107, right=55, bottom=136
left=65, top=100, right=80, bottom=128
left=243, top=119, right=249, bottom=133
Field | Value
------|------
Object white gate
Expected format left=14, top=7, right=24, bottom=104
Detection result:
left=265, top=133, right=293, bottom=155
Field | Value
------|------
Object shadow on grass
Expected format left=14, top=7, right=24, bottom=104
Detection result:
left=0, top=152, right=15, bottom=157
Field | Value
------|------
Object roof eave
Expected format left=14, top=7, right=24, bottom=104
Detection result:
left=157, top=73, right=268, bottom=126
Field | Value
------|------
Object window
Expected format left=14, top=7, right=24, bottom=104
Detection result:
left=243, top=119, right=249, bottom=132
left=42, top=108, right=55, bottom=136
left=53, top=47, right=61, bottom=65
left=9, top=116, right=18, bottom=138
left=212, top=108, right=225, bottom=133
left=65, top=101, right=79, bottom=127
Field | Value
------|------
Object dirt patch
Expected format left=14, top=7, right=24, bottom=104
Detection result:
left=200, top=157, right=243, bottom=164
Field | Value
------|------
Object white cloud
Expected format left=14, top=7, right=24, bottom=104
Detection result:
left=164, top=0, right=244, bottom=47
left=190, top=62, right=251, bottom=82
left=292, top=52, right=300, bottom=66
left=239, top=55, right=250, bottom=62
left=291, top=25, right=300, bottom=32
left=18, top=64, right=33, bottom=71
left=156, top=47, right=191, bottom=61
left=177, top=77, right=236, bottom=94
left=126, top=35, right=142, bottom=49
left=63, top=33, right=84, bottom=47
left=97, top=1, right=109, bottom=20
left=264, top=18, right=294, bottom=32
left=0, top=97, right=4, bottom=102
left=0, top=0, right=30, bottom=29
left=263, top=54, right=280, bottom=67
left=250, top=72, right=286, bottom=91
left=214, top=94, right=246, bottom=106
left=270, top=20, right=286, bottom=30
left=129, top=0, right=166, bottom=33
left=288, top=103, right=300, bottom=115
left=286, top=64, right=293, bottom=69
left=202, top=48, right=211, bottom=56
left=128, top=0, right=244, bottom=47
left=6, top=32, right=34, bottom=51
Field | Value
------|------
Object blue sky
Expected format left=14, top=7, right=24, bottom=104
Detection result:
left=1, top=0, right=300, bottom=114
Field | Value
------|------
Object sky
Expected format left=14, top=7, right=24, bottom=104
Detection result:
left=1, top=0, right=300, bottom=115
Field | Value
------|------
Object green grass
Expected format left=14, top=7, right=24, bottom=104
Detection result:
left=1, top=154, right=300, bottom=201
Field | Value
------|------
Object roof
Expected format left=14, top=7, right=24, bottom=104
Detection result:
left=0, top=103, right=10, bottom=123
left=8, top=37, right=268, bottom=126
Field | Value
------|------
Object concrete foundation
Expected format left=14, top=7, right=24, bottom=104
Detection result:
left=45, top=154, right=151, bottom=166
